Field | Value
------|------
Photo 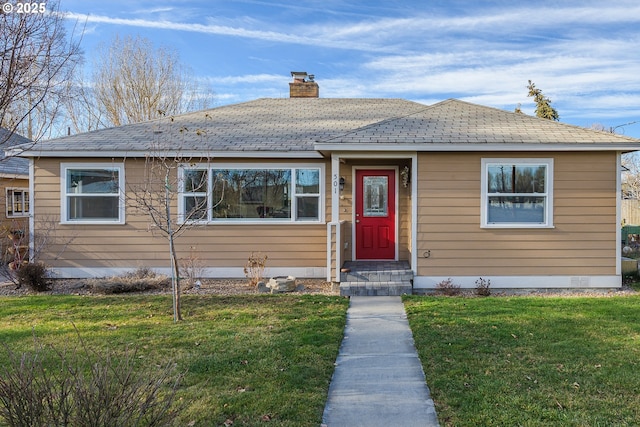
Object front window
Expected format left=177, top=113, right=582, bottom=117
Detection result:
left=180, top=165, right=323, bottom=223
left=481, top=159, right=553, bottom=227
left=62, top=164, right=124, bottom=224
left=6, top=188, right=29, bottom=217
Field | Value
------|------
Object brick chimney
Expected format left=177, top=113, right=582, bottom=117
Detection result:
left=289, top=71, right=319, bottom=98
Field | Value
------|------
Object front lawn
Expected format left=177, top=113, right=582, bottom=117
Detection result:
left=404, top=295, right=640, bottom=426
left=0, top=294, right=349, bottom=426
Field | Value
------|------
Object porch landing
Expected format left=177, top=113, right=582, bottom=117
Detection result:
left=339, top=261, right=413, bottom=296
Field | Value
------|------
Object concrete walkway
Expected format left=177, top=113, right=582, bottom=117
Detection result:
left=322, top=296, right=439, bottom=427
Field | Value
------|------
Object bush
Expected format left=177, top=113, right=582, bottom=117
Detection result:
left=123, top=266, right=157, bottom=279
left=244, top=252, right=268, bottom=287
left=88, top=268, right=170, bottom=294
left=0, top=334, right=183, bottom=427
left=435, top=278, right=462, bottom=296
left=16, top=262, right=51, bottom=292
left=475, top=277, right=491, bottom=296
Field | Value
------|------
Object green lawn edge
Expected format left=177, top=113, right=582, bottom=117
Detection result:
left=0, top=294, right=349, bottom=427
left=403, top=294, right=640, bottom=426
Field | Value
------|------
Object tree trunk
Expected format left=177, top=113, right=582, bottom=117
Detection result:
left=165, top=174, right=182, bottom=322
left=169, top=235, right=182, bottom=322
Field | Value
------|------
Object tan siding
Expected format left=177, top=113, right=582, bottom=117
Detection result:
left=338, top=162, right=353, bottom=261
left=398, top=168, right=412, bottom=261
left=416, top=152, right=618, bottom=277
left=34, top=157, right=329, bottom=275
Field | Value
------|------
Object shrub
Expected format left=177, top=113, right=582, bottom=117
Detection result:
left=475, top=277, right=491, bottom=296
left=123, top=266, right=157, bottom=279
left=435, top=278, right=461, bottom=296
left=180, top=246, right=204, bottom=289
left=244, top=252, right=268, bottom=287
left=88, top=268, right=170, bottom=294
left=0, top=334, right=183, bottom=427
left=16, top=262, right=51, bottom=292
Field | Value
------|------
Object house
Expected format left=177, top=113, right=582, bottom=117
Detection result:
left=0, top=128, right=30, bottom=267
left=0, top=127, right=31, bottom=274
left=10, top=72, right=640, bottom=293
left=0, top=128, right=30, bottom=229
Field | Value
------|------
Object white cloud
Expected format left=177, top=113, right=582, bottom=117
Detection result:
left=206, top=73, right=283, bottom=85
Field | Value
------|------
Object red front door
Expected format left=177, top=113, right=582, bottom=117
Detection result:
left=355, top=169, right=396, bottom=260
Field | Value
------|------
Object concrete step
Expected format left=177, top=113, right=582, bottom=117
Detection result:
left=341, top=270, right=414, bottom=283
left=340, top=281, right=413, bottom=297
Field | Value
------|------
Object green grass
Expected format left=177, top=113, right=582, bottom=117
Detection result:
left=0, top=294, right=349, bottom=426
left=404, top=295, right=640, bottom=426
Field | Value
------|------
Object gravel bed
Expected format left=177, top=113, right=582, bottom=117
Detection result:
left=1, top=278, right=636, bottom=298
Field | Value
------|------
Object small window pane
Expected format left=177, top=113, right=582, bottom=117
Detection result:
left=67, top=169, right=119, bottom=194
left=296, top=169, right=319, bottom=194
left=363, top=176, right=388, bottom=217
left=488, top=165, right=546, bottom=193
left=488, top=196, right=545, bottom=223
left=68, top=196, right=119, bottom=220
left=185, top=196, right=207, bottom=220
left=184, top=170, right=208, bottom=192
left=296, top=196, right=319, bottom=220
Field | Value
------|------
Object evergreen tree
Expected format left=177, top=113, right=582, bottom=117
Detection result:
left=526, top=80, right=559, bottom=121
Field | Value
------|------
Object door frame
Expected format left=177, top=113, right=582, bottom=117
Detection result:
left=352, top=166, right=399, bottom=260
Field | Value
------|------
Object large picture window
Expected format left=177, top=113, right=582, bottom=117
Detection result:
left=61, top=164, right=125, bottom=224
left=481, top=159, right=553, bottom=228
left=180, top=164, right=323, bottom=223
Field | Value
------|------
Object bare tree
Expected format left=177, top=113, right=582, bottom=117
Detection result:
left=0, top=0, right=83, bottom=142
left=128, top=113, right=222, bottom=322
left=91, top=35, right=211, bottom=128
left=63, top=70, right=108, bottom=134
left=623, top=152, right=640, bottom=200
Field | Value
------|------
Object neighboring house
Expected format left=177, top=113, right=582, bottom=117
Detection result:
left=0, top=128, right=30, bottom=230
left=0, top=128, right=30, bottom=271
left=9, top=73, right=640, bottom=291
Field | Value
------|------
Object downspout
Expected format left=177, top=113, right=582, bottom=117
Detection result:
left=617, top=152, right=622, bottom=278
left=28, top=158, right=34, bottom=263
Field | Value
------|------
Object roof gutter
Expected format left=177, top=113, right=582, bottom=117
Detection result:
left=9, top=149, right=325, bottom=159
left=314, top=142, right=640, bottom=153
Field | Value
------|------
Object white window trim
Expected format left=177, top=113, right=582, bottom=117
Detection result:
left=481, top=158, right=554, bottom=228
left=178, top=162, right=326, bottom=225
left=6, top=187, right=29, bottom=218
left=60, top=162, right=126, bottom=225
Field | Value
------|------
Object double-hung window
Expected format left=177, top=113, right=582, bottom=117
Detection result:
left=179, top=164, right=324, bottom=223
left=61, top=163, right=125, bottom=224
left=6, top=188, right=29, bottom=217
left=481, top=158, right=553, bottom=228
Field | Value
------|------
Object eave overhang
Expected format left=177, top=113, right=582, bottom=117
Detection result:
left=314, top=142, right=640, bottom=155
left=9, top=149, right=325, bottom=159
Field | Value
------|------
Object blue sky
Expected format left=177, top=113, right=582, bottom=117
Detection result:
left=61, top=0, right=640, bottom=138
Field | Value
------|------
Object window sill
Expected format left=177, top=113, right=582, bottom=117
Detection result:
left=61, top=220, right=125, bottom=225
left=481, top=224, right=555, bottom=229
left=181, top=220, right=324, bottom=226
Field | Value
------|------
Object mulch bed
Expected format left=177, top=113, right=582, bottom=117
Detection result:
left=0, top=278, right=340, bottom=297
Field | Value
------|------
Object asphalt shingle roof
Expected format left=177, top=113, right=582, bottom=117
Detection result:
left=323, top=99, right=640, bottom=145
left=12, top=98, right=640, bottom=157
left=18, top=98, right=426, bottom=155
left=0, top=128, right=30, bottom=176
